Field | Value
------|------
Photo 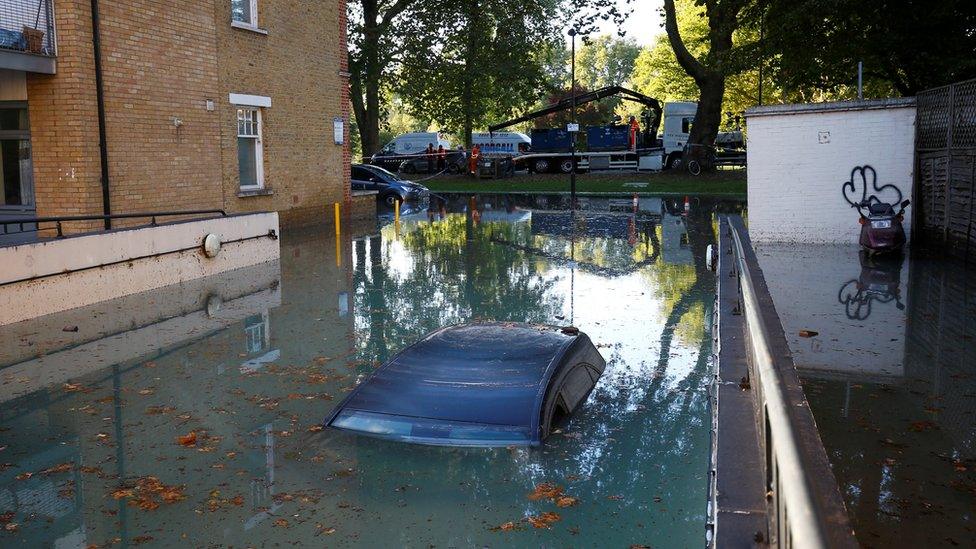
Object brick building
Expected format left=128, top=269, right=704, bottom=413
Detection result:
left=0, top=0, right=351, bottom=233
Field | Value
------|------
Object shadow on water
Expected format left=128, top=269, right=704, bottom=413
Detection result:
left=0, top=193, right=744, bottom=547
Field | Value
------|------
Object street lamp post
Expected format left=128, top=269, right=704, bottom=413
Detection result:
left=568, top=28, right=577, bottom=207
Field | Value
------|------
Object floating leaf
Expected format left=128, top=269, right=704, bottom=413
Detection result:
left=527, top=512, right=561, bottom=529
left=527, top=482, right=563, bottom=501
left=555, top=496, right=579, bottom=508
left=177, top=432, right=197, bottom=447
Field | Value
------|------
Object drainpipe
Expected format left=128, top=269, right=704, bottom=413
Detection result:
left=90, top=0, right=112, bottom=229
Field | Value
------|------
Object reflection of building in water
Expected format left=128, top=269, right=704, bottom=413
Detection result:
left=660, top=214, right=692, bottom=265
left=756, top=244, right=908, bottom=380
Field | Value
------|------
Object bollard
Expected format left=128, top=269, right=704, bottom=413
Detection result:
left=335, top=237, right=342, bottom=268
left=334, top=202, right=341, bottom=236
left=394, top=199, right=400, bottom=225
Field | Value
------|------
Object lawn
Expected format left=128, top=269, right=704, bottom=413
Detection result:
left=420, top=168, right=746, bottom=196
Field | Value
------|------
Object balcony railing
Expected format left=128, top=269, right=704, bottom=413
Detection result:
left=0, top=0, right=55, bottom=58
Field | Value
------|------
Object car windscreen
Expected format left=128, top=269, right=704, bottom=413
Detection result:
left=331, top=409, right=531, bottom=447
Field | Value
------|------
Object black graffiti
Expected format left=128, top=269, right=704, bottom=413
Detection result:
left=842, top=165, right=903, bottom=209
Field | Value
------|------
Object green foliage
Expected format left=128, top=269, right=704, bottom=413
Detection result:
left=395, top=0, right=563, bottom=142
left=757, top=0, right=976, bottom=96
left=576, top=35, right=642, bottom=90
left=629, top=0, right=761, bottom=125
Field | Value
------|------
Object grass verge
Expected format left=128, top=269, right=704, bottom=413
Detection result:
left=421, top=169, right=746, bottom=196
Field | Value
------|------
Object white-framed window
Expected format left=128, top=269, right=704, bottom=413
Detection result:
left=237, top=107, right=264, bottom=189
left=231, top=0, right=258, bottom=27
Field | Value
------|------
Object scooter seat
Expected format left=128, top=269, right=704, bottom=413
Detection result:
left=867, top=202, right=895, bottom=216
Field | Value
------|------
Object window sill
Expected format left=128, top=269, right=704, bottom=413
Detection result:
left=238, top=188, right=274, bottom=198
left=231, top=21, right=268, bottom=35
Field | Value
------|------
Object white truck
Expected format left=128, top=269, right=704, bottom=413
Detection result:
left=661, top=102, right=745, bottom=171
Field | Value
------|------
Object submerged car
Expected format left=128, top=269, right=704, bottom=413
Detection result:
left=351, top=163, right=429, bottom=206
left=325, top=323, right=606, bottom=447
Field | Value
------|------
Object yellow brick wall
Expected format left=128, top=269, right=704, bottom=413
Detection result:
left=25, top=0, right=350, bottom=232
left=215, top=0, right=351, bottom=228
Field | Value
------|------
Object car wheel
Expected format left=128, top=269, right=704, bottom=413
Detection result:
left=665, top=153, right=683, bottom=170
left=448, top=163, right=461, bottom=174
left=558, top=159, right=574, bottom=174
left=687, top=159, right=702, bottom=176
left=383, top=193, right=401, bottom=207
left=533, top=159, right=551, bottom=173
left=401, top=163, right=416, bottom=174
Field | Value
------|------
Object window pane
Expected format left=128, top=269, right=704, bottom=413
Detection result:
left=238, top=137, right=258, bottom=187
left=231, top=0, right=252, bottom=23
left=0, top=108, right=27, bottom=131
left=0, top=139, right=31, bottom=206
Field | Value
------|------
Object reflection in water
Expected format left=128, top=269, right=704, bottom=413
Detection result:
left=0, top=194, right=742, bottom=547
left=758, top=243, right=976, bottom=548
left=837, top=252, right=905, bottom=320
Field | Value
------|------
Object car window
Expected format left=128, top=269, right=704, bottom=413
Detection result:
left=351, top=167, right=370, bottom=180
left=369, top=166, right=400, bottom=181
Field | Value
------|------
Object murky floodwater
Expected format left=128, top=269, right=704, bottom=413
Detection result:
left=0, top=194, right=742, bottom=547
left=756, top=243, right=976, bottom=548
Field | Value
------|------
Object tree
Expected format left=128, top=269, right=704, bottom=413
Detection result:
left=396, top=0, right=562, bottom=146
left=576, top=35, right=641, bottom=90
left=757, top=0, right=976, bottom=97
left=662, top=0, right=752, bottom=161
left=630, top=0, right=767, bottom=127
left=347, top=0, right=419, bottom=157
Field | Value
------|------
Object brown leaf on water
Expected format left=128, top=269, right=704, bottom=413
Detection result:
left=490, top=521, right=518, bottom=532
left=527, top=482, right=563, bottom=501
left=112, top=488, right=134, bottom=499
left=4, top=523, right=18, bottom=532
left=14, top=472, right=32, bottom=481
left=229, top=495, right=244, bottom=506
left=138, top=389, right=155, bottom=396
left=527, top=512, right=561, bottom=529
left=798, top=330, right=819, bottom=338
left=63, top=383, right=84, bottom=392
left=177, top=431, right=197, bottom=447
left=41, top=462, right=74, bottom=475
left=145, top=406, right=176, bottom=415
left=273, top=518, right=289, bottom=528
left=307, top=373, right=329, bottom=384
left=132, top=535, right=154, bottom=545
left=555, top=496, right=579, bottom=508
left=307, top=424, right=324, bottom=433
left=131, top=497, right=159, bottom=511
left=0, top=512, right=14, bottom=524
left=160, top=486, right=185, bottom=504
left=607, top=494, right=624, bottom=501
left=909, top=420, right=938, bottom=432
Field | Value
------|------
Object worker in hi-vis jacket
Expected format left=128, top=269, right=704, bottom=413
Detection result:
left=469, top=144, right=481, bottom=176
left=629, top=116, right=640, bottom=151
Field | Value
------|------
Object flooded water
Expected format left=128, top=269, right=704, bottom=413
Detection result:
left=0, top=194, right=743, bottom=547
left=756, top=244, right=976, bottom=548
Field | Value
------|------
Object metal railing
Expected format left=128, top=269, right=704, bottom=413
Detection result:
left=725, top=216, right=856, bottom=548
left=0, top=209, right=227, bottom=238
left=0, top=0, right=56, bottom=56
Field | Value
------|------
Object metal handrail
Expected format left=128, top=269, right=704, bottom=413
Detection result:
left=0, top=209, right=227, bottom=238
left=726, top=218, right=856, bottom=548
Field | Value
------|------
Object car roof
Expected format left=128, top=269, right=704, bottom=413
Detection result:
left=325, top=323, right=605, bottom=446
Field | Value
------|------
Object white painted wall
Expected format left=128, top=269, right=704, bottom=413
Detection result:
left=0, top=212, right=279, bottom=325
left=746, top=99, right=916, bottom=243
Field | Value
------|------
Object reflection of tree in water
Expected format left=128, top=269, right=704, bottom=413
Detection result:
left=352, top=215, right=563, bottom=364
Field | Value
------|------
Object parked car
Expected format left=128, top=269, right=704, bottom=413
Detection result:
left=398, top=150, right=467, bottom=174
left=351, top=164, right=429, bottom=206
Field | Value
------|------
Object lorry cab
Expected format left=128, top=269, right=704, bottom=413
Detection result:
left=661, top=102, right=697, bottom=169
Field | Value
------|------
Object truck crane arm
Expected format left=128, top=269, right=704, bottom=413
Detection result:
left=487, top=85, right=663, bottom=144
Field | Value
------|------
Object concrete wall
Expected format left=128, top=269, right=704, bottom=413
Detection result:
left=745, top=99, right=916, bottom=243
left=0, top=212, right=279, bottom=325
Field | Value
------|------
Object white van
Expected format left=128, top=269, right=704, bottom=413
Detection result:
left=471, top=131, right=531, bottom=156
left=378, top=132, right=453, bottom=156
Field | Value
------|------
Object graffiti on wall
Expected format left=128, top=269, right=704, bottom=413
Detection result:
left=842, top=165, right=904, bottom=209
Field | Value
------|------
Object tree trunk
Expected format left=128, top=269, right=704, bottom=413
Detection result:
left=461, top=0, right=478, bottom=148
left=687, top=74, right=724, bottom=164
left=351, top=0, right=382, bottom=157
